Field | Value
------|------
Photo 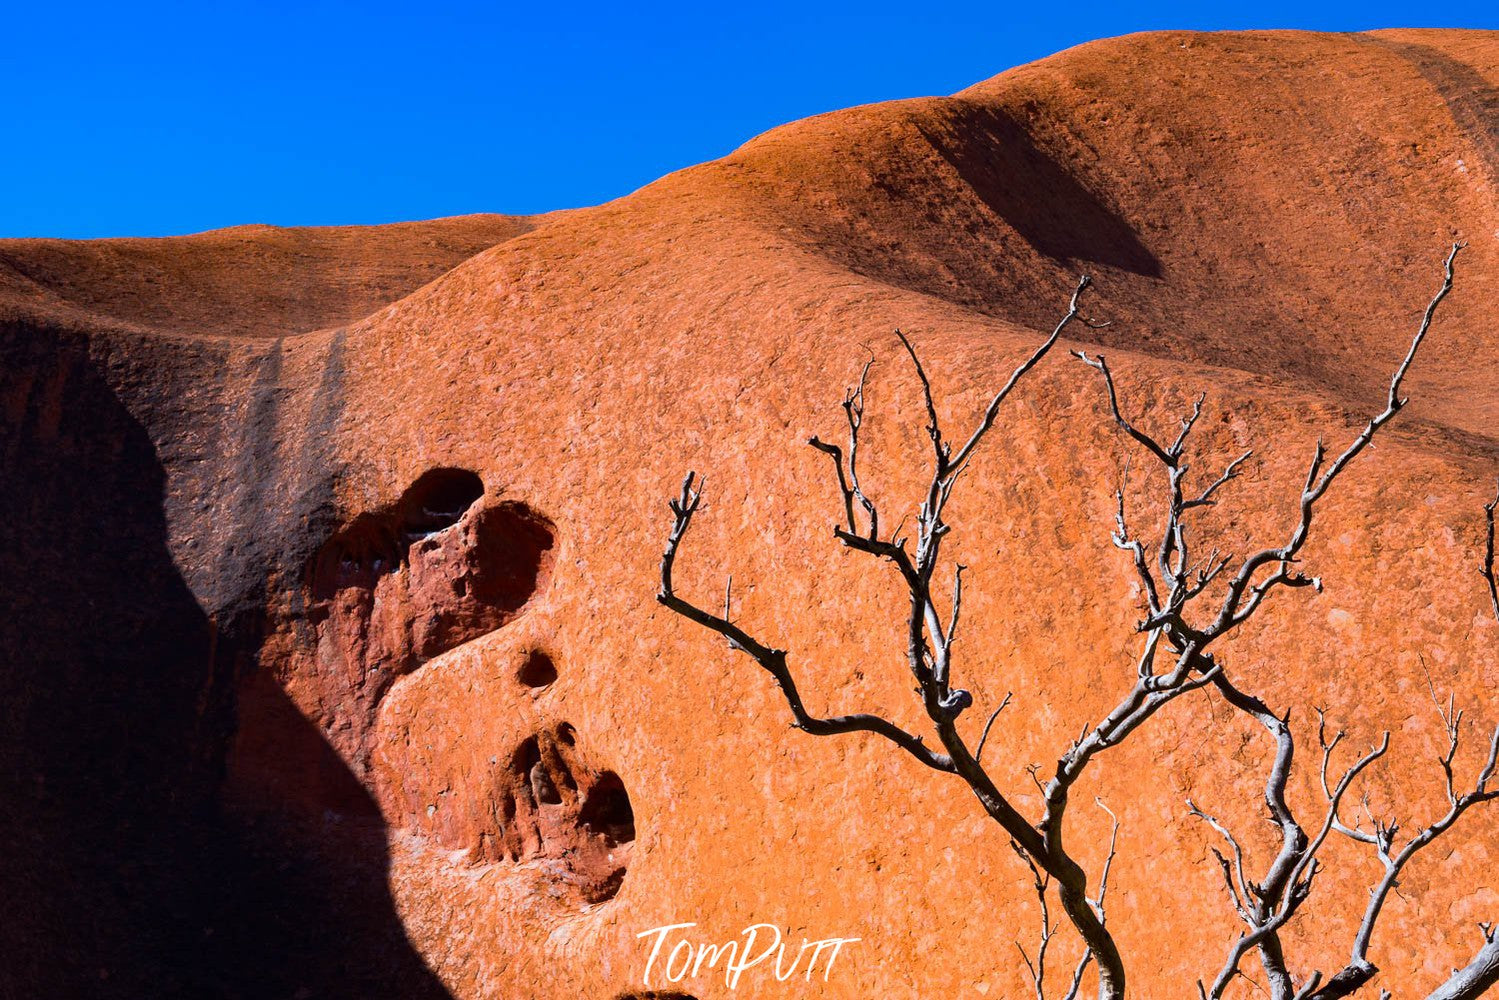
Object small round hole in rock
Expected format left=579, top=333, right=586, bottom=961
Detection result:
left=516, top=651, right=558, bottom=689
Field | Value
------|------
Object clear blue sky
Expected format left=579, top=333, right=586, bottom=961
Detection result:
left=3, top=2, right=1494, bottom=238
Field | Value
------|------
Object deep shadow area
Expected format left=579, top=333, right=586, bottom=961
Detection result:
left=917, top=103, right=1161, bottom=277
left=0, top=321, right=453, bottom=999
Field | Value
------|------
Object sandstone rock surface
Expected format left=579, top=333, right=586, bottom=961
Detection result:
left=2, top=29, right=1498, bottom=1000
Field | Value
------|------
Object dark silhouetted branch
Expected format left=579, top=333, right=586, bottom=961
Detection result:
left=1483, top=482, right=1497, bottom=623
left=658, top=471, right=956, bottom=773
left=655, top=245, right=1481, bottom=1000
left=1072, top=246, right=1469, bottom=1000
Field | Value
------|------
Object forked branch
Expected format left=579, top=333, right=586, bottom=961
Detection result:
left=1306, top=696, right=1499, bottom=1000
left=658, top=471, right=956, bottom=772
left=655, top=244, right=1481, bottom=1000
left=1212, top=243, right=1464, bottom=638
left=1074, top=245, right=1471, bottom=1000
left=658, top=275, right=1135, bottom=994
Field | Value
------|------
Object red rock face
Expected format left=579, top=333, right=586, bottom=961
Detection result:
left=2, top=27, right=1498, bottom=1000
left=0, top=213, right=553, bottom=338
left=234, top=470, right=556, bottom=809
left=310, top=476, right=552, bottom=739
left=389, top=717, right=636, bottom=903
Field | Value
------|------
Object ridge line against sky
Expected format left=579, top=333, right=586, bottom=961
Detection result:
left=4, top=1, right=1496, bottom=239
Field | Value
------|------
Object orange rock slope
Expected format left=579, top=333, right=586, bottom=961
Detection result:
left=2, top=28, right=1498, bottom=1000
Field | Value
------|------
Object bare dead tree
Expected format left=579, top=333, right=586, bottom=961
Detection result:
left=1072, top=245, right=1497, bottom=1000
left=655, top=246, right=1491, bottom=999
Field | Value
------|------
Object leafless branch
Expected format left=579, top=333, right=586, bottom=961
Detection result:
left=1068, top=246, right=1466, bottom=1000
left=809, top=355, right=879, bottom=539
left=1188, top=449, right=1255, bottom=510
left=1483, top=481, right=1498, bottom=623
left=1426, top=924, right=1499, bottom=1000
left=658, top=274, right=1140, bottom=994
left=945, top=275, right=1099, bottom=475
left=975, top=692, right=1013, bottom=764
left=657, top=471, right=956, bottom=772
left=1014, top=840, right=1058, bottom=1000
left=1211, top=243, right=1464, bottom=639
left=1093, top=798, right=1121, bottom=922
left=1187, top=798, right=1255, bottom=924
left=1197, top=710, right=1389, bottom=1000
left=1307, top=691, right=1499, bottom=1000
left=655, top=245, right=1478, bottom=1000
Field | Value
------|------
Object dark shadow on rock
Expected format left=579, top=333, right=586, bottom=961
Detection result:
left=0, top=320, right=454, bottom=1000
left=917, top=103, right=1161, bottom=277
left=1358, top=36, right=1499, bottom=189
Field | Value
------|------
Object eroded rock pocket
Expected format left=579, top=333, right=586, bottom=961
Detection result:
left=516, top=650, right=559, bottom=689
left=475, top=723, right=635, bottom=904
left=301, top=469, right=555, bottom=766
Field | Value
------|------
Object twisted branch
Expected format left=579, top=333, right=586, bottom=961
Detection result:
left=658, top=472, right=955, bottom=772
left=656, top=245, right=1482, bottom=1000
left=1073, top=246, right=1468, bottom=1000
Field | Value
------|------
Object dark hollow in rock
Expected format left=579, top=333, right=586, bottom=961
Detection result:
left=579, top=772, right=636, bottom=846
left=615, top=993, right=699, bottom=1000
left=474, top=724, right=636, bottom=904
left=517, top=650, right=559, bottom=688
left=402, top=468, right=484, bottom=538
left=265, top=474, right=555, bottom=795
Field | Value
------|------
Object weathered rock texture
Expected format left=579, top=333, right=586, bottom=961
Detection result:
left=2, top=28, right=1498, bottom=1000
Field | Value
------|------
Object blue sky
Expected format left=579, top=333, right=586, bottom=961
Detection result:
left=3, top=2, right=1494, bottom=238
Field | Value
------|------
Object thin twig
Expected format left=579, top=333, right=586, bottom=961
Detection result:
left=1483, top=481, right=1498, bottom=622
